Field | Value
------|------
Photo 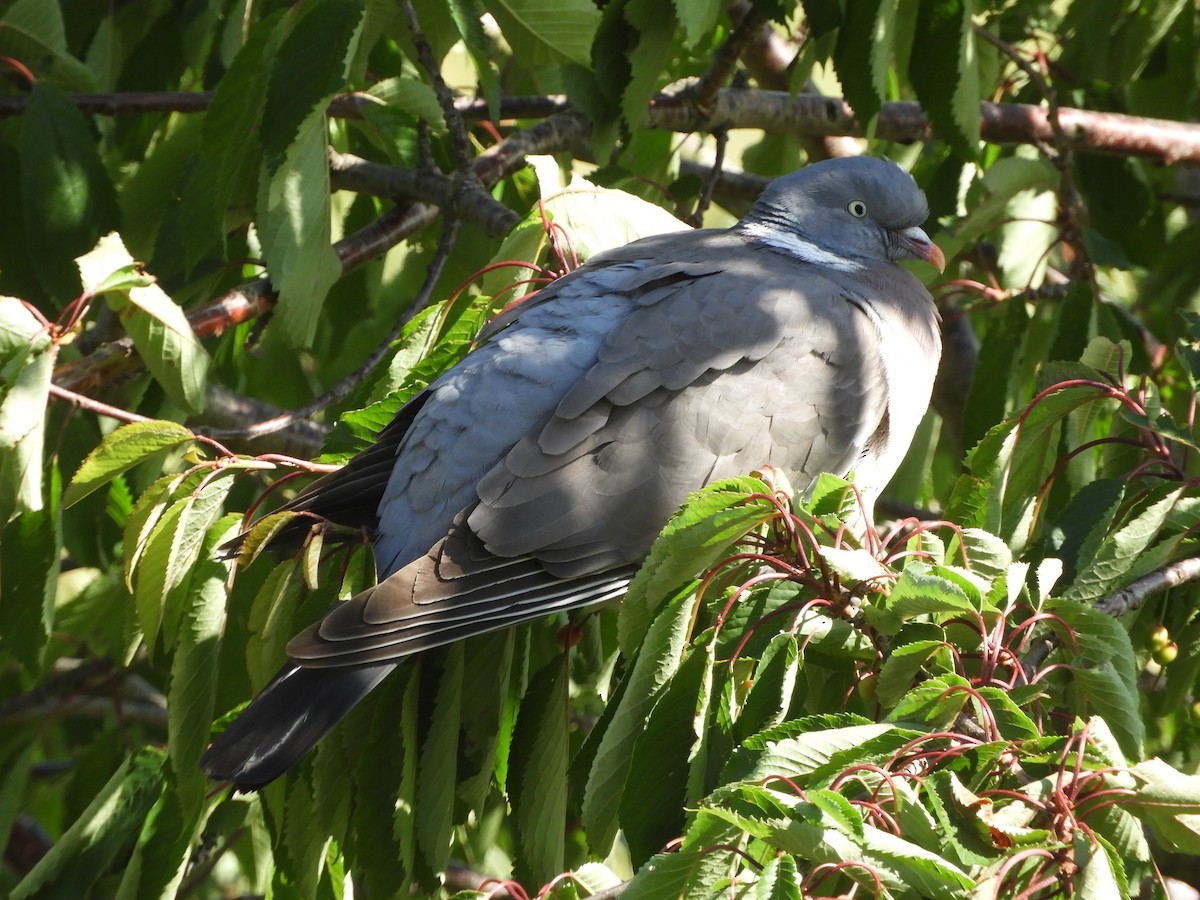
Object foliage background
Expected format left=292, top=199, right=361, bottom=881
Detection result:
left=3, top=0, right=1200, bottom=896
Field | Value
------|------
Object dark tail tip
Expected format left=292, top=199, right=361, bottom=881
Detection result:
left=201, top=662, right=395, bottom=789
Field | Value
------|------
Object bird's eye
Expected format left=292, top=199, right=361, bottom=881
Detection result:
left=846, top=200, right=868, bottom=218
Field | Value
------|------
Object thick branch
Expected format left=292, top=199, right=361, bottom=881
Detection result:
left=328, top=150, right=518, bottom=236
left=649, top=85, right=1200, bottom=164
left=9, top=87, right=1199, bottom=162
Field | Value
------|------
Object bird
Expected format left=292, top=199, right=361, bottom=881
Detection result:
left=200, top=156, right=944, bottom=789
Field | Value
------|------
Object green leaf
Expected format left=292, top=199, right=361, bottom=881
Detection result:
left=908, top=0, right=980, bottom=158
left=877, top=639, right=950, bottom=707
left=864, top=566, right=975, bottom=635
left=0, top=469, right=61, bottom=675
left=446, top=0, right=501, bottom=117
left=833, top=0, right=884, bottom=128
left=484, top=0, right=601, bottom=66
left=64, top=420, right=196, bottom=507
left=622, top=0, right=675, bottom=130
left=727, top=721, right=896, bottom=785
left=733, top=633, right=801, bottom=743
left=510, top=655, right=570, bottom=885
left=1042, top=600, right=1140, bottom=758
left=963, top=295, right=1030, bottom=452
left=415, top=645, right=463, bottom=888
left=0, top=326, right=52, bottom=522
left=367, top=76, right=445, bottom=126
left=133, top=475, right=234, bottom=649
left=257, top=108, right=344, bottom=348
left=114, top=767, right=218, bottom=900
left=755, top=853, right=801, bottom=900
left=1064, top=483, right=1184, bottom=602
left=672, top=0, right=720, bottom=48
left=969, top=383, right=1104, bottom=556
left=1128, top=758, right=1200, bottom=853
left=584, top=587, right=697, bottom=853
left=10, top=748, right=164, bottom=900
left=0, top=0, right=99, bottom=90
left=82, top=233, right=211, bottom=413
left=262, top=0, right=365, bottom=170
left=179, top=10, right=284, bottom=270
left=19, top=82, right=117, bottom=301
left=167, top=516, right=237, bottom=815
left=621, top=476, right=776, bottom=656
left=621, top=643, right=714, bottom=866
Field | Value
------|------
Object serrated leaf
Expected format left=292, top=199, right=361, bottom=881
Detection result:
left=833, top=0, right=884, bottom=128
left=510, top=655, right=570, bottom=885
left=134, top=475, right=234, bottom=649
left=734, top=633, right=800, bottom=743
left=179, top=10, right=284, bottom=270
left=257, top=109, right=344, bottom=348
left=672, top=0, right=720, bottom=48
left=10, top=748, right=164, bottom=900
left=865, top=566, right=975, bottom=635
left=484, top=0, right=601, bottom=66
left=64, top=420, right=196, bottom=507
left=585, top=587, right=696, bottom=853
left=114, top=765, right=221, bottom=900
left=167, top=516, right=237, bottom=816
left=446, top=0, right=501, bottom=118
left=908, top=0, right=979, bottom=158
left=728, top=722, right=896, bottom=785
left=84, top=233, right=211, bottom=413
left=1064, top=484, right=1183, bottom=603
left=755, top=853, right=801, bottom=900
left=0, top=473, right=60, bottom=674
left=415, top=645, right=463, bottom=887
left=1068, top=663, right=1144, bottom=759
left=877, top=640, right=949, bottom=707
left=261, top=0, right=365, bottom=170
left=621, top=476, right=776, bottom=656
left=0, top=0, right=98, bottom=90
left=367, top=76, right=445, bottom=126
left=622, top=0, right=675, bottom=130
left=621, top=643, right=714, bottom=866
left=19, top=82, right=116, bottom=301
left=969, top=383, right=1104, bottom=555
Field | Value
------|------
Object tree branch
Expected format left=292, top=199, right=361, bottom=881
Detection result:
left=649, top=85, right=1200, bottom=164
left=328, top=150, right=518, bottom=236
left=197, top=218, right=461, bottom=440
left=1023, top=556, right=1200, bottom=675
left=9, top=87, right=1199, bottom=162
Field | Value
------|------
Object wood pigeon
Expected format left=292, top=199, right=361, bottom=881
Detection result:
left=201, top=156, right=945, bottom=788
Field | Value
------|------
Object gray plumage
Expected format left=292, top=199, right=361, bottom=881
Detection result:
left=200, top=156, right=943, bottom=787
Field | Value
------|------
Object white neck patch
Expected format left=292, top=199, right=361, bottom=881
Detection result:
left=741, top=222, right=865, bottom=273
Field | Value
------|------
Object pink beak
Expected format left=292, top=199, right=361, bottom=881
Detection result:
left=897, top=226, right=946, bottom=273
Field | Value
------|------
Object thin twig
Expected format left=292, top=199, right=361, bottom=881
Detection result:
left=48, top=382, right=153, bottom=424
left=197, top=218, right=461, bottom=440
left=0, top=91, right=571, bottom=120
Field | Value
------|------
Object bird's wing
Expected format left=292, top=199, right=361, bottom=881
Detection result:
left=288, top=234, right=895, bottom=667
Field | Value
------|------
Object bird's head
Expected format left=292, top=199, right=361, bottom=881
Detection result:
left=738, top=156, right=945, bottom=274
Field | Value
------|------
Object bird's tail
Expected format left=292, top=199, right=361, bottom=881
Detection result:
left=200, top=662, right=395, bottom=789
